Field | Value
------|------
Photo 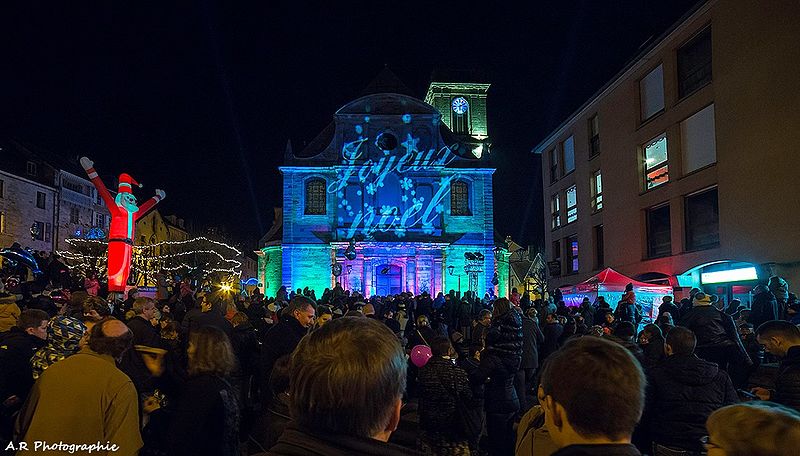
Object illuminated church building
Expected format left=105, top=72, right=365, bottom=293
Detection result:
left=258, top=71, right=509, bottom=298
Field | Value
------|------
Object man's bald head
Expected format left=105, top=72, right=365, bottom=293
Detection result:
left=88, top=317, right=133, bottom=358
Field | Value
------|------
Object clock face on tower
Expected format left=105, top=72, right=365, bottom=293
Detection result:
left=451, top=97, right=469, bottom=115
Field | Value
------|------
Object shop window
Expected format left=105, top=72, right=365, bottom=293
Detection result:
left=566, top=235, right=579, bottom=274
left=644, top=133, right=669, bottom=190
left=562, top=136, right=575, bottom=174
left=685, top=187, right=719, bottom=251
left=647, top=204, right=671, bottom=258
left=304, top=178, right=327, bottom=215
left=551, top=194, right=561, bottom=229
left=592, top=171, right=603, bottom=212
left=681, top=104, right=717, bottom=174
left=566, top=185, right=577, bottom=224
left=588, top=114, right=600, bottom=157
left=678, top=27, right=712, bottom=98
left=640, top=64, right=664, bottom=121
left=450, top=180, right=471, bottom=216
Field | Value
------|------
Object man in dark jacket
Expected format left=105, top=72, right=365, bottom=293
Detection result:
left=181, top=292, right=233, bottom=340
left=265, top=317, right=416, bottom=456
left=753, top=320, right=800, bottom=411
left=678, top=292, right=751, bottom=377
left=541, top=313, right=564, bottom=363
left=120, top=298, right=162, bottom=394
left=644, top=326, right=738, bottom=454
left=749, top=284, right=779, bottom=328
left=0, top=309, right=48, bottom=440
left=519, top=309, right=544, bottom=400
left=259, top=296, right=314, bottom=404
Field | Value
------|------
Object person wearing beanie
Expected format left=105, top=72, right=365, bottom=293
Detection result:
left=679, top=293, right=751, bottom=386
left=657, top=295, right=680, bottom=321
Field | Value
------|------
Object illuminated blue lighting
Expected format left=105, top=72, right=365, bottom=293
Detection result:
left=402, top=114, right=412, bottom=123
left=701, top=267, right=758, bottom=284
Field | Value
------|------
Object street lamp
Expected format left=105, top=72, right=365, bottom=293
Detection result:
left=447, top=265, right=462, bottom=298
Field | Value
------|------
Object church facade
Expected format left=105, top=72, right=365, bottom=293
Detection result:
left=258, top=74, right=508, bottom=298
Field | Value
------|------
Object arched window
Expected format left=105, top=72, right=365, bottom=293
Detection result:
left=450, top=180, right=471, bottom=216
left=304, top=178, right=326, bottom=215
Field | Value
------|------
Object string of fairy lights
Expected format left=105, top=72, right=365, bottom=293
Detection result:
left=57, top=236, right=243, bottom=279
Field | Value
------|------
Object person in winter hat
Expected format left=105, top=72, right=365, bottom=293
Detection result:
left=30, top=315, right=86, bottom=379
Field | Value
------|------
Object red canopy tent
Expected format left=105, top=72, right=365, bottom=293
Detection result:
left=558, top=268, right=673, bottom=322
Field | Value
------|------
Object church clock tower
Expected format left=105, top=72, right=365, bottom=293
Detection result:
left=425, top=81, right=490, bottom=142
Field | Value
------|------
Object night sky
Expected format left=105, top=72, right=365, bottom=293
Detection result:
left=2, top=1, right=699, bottom=247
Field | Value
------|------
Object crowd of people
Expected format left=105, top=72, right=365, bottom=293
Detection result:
left=0, top=256, right=799, bottom=456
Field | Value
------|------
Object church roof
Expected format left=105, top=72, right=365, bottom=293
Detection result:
left=336, top=92, right=438, bottom=116
left=359, top=67, right=416, bottom=97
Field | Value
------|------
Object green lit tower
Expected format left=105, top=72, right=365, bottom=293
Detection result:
left=425, top=80, right=491, bottom=156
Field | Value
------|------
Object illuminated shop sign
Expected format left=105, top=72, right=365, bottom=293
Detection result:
left=700, top=267, right=758, bottom=284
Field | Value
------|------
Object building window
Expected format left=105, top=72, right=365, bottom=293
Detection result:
left=0, top=212, right=4, bottom=234
left=566, top=235, right=579, bottom=274
left=566, top=185, right=577, bottom=224
left=644, top=133, right=669, bottom=189
left=552, top=240, right=562, bottom=277
left=551, top=194, right=561, bottom=229
left=678, top=27, right=712, bottom=98
left=450, top=180, right=471, bottom=216
left=70, top=207, right=80, bottom=224
left=36, top=192, right=46, bottom=209
left=45, top=223, right=51, bottom=242
left=96, top=213, right=105, bottom=228
left=588, top=114, right=600, bottom=157
left=0, top=179, right=4, bottom=198
left=647, top=204, right=672, bottom=258
left=681, top=104, right=717, bottom=174
left=592, top=171, right=603, bottom=212
left=63, top=179, right=84, bottom=194
left=32, top=221, right=45, bottom=241
left=685, top=187, right=719, bottom=251
left=548, top=148, right=558, bottom=184
left=594, top=225, right=604, bottom=269
left=640, top=64, right=664, bottom=121
left=304, top=178, right=327, bottom=215
left=26, top=162, right=37, bottom=176
left=561, top=136, right=575, bottom=175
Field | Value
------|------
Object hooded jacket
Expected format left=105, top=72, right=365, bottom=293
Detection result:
left=750, top=289, right=779, bottom=328
left=644, top=354, right=738, bottom=451
left=30, top=316, right=86, bottom=379
left=470, top=309, right=522, bottom=414
left=0, top=295, right=21, bottom=333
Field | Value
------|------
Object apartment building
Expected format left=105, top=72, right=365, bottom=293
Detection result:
left=534, top=0, right=800, bottom=306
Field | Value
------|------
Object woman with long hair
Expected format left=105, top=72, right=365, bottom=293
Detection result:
left=167, top=326, right=240, bottom=456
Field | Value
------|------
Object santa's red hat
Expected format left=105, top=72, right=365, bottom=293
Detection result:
left=117, top=173, right=142, bottom=194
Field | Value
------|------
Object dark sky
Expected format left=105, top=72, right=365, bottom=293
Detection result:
left=2, top=1, right=699, bottom=247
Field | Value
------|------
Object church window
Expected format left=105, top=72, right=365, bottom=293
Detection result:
left=450, top=180, right=471, bottom=216
left=304, top=178, right=326, bottom=215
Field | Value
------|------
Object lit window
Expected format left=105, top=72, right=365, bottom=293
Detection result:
left=562, top=136, right=575, bottom=174
left=566, top=235, right=578, bottom=274
left=640, top=64, right=664, bottom=121
left=450, top=180, right=471, bottom=216
left=592, top=171, right=603, bottom=211
left=681, top=104, right=716, bottom=174
left=685, top=187, right=719, bottom=251
left=551, top=194, right=561, bottom=229
left=36, top=192, right=46, bottom=209
left=644, top=133, right=669, bottom=189
left=304, top=178, right=327, bottom=215
left=678, top=27, right=712, bottom=98
left=0, top=212, right=4, bottom=234
left=566, top=185, right=577, bottom=223
left=588, top=115, right=600, bottom=157
left=647, top=204, right=671, bottom=258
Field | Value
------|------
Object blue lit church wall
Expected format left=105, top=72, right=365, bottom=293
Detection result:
left=266, top=92, right=500, bottom=297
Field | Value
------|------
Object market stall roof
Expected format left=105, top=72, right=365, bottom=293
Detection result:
left=559, top=268, right=673, bottom=295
